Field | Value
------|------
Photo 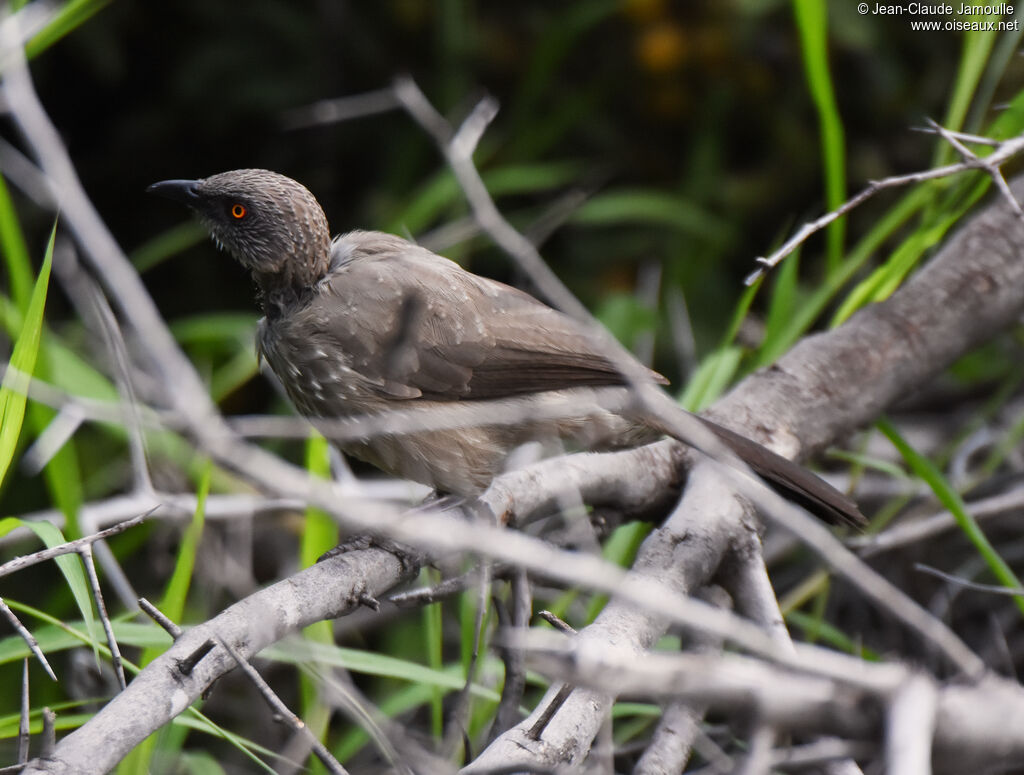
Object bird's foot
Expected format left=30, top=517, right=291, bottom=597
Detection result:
left=318, top=534, right=427, bottom=577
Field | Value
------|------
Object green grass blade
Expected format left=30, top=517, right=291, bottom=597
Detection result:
left=130, top=221, right=206, bottom=274
left=793, top=0, right=846, bottom=270
left=422, top=568, right=444, bottom=738
left=0, top=223, right=54, bottom=488
left=786, top=609, right=879, bottom=659
left=938, top=24, right=997, bottom=148
left=761, top=245, right=802, bottom=356
left=385, top=162, right=582, bottom=236
left=157, top=461, right=210, bottom=627
left=678, top=346, right=743, bottom=412
left=877, top=417, right=1024, bottom=616
left=0, top=175, right=33, bottom=310
left=25, top=0, right=112, bottom=59
left=299, top=434, right=337, bottom=745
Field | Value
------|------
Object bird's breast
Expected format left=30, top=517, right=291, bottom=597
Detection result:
left=257, top=317, right=373, bottom=418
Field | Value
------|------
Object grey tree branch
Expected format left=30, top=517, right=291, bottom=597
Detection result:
left=24, top=547, right=411, bottom=775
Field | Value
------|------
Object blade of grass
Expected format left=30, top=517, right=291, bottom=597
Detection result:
left=793, top=0, right=846, bottom=271
left=877, top=416, right=1024, bottom=616
left=299, top=433, right=337, bottom=747
left=0, top=179, right=84, bottom=534
left=0, top=222, right=54, bottom=488
left=678, top=345, right=743, bottom=413
left=0, top=175, right=33, bottom=309
left=937, top=24, right=998, bottom=156
left=830, top=173, right=989, bottom=327
left=25, top=0, right=111, bottom=59
left=386, top=161, right=583, bottom=236
left=761, top=244, right=802, bottom=355
left=422, top=568, right=444, bottom=739
left=786, top=609, right=879, bottom=659
left=155, top=460, right=209, bottom=629
left=129, top=221, right=206, bottom=274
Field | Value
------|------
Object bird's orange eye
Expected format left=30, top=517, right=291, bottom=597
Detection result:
left=230, top=203, right=247, bottom=219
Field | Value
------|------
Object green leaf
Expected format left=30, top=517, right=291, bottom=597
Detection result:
left=386, top=162, right=582, bottom=235
left=0, top=223, right=54, bottom=488
left=585, top=521, right=652, bottom=622
left=594, top=293, right=658, bottom=347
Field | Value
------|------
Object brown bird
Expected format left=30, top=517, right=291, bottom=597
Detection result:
left=148, top=169, right=864, bottom=527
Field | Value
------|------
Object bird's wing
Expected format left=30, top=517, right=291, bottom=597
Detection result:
left=306, top=231, right=667, bottom=402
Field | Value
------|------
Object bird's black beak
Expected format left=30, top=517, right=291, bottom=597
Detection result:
left=146, top=179, right=201, bottom=206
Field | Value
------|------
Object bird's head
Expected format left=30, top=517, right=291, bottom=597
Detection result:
left=148, top=169, right=332, bottom=293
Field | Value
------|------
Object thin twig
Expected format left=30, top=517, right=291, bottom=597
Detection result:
left=538, top=610, right=576, bottom=635
left=0, top=512, right=150, bottom=580
left=851, top=486, right=1024, bottom=556
left=443, top=561, right=492, bottom=758
left=18, top=659, right=29, bottom=764
left=491, top=569, right=531, bottom=738
left=389, top=569, right=480, bottom=607
left=138, top=597, right=183, bottom=639
left=218, top=637, right=351, bottom=775
left=0, top=597, right=55, bottom=680
left=79, top=545, right=127, bottom=690
left=281, top=86, right=401, bottom=130
left=735, top=724, right=776, bottom=775
left=746, top=125, right=1024, bottom=283
left=526, top=684, right=575, bottom=741
left=914, top=562, right=1024, bottom=596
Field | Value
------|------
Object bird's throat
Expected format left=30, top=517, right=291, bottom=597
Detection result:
left=254, top=258, right=327, bottom=319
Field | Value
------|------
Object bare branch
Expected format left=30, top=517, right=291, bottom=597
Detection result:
left=886, top=674, right=938, bottom=775
left=78, top=546, right=126, bottom=691
left=746, top=125, right=1024, bottom=283
left=0, top=513, right=149, bottom=580
left=19, top=659, right=29, bottom=764
left=914, top=562, right=1024, bottom=597
left=0, top=597, right=55, bottom=681
left=137, top=598, right=183, bottom=639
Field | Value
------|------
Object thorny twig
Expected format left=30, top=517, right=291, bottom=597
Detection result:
left=746, top=125, right=1024, bottom=284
